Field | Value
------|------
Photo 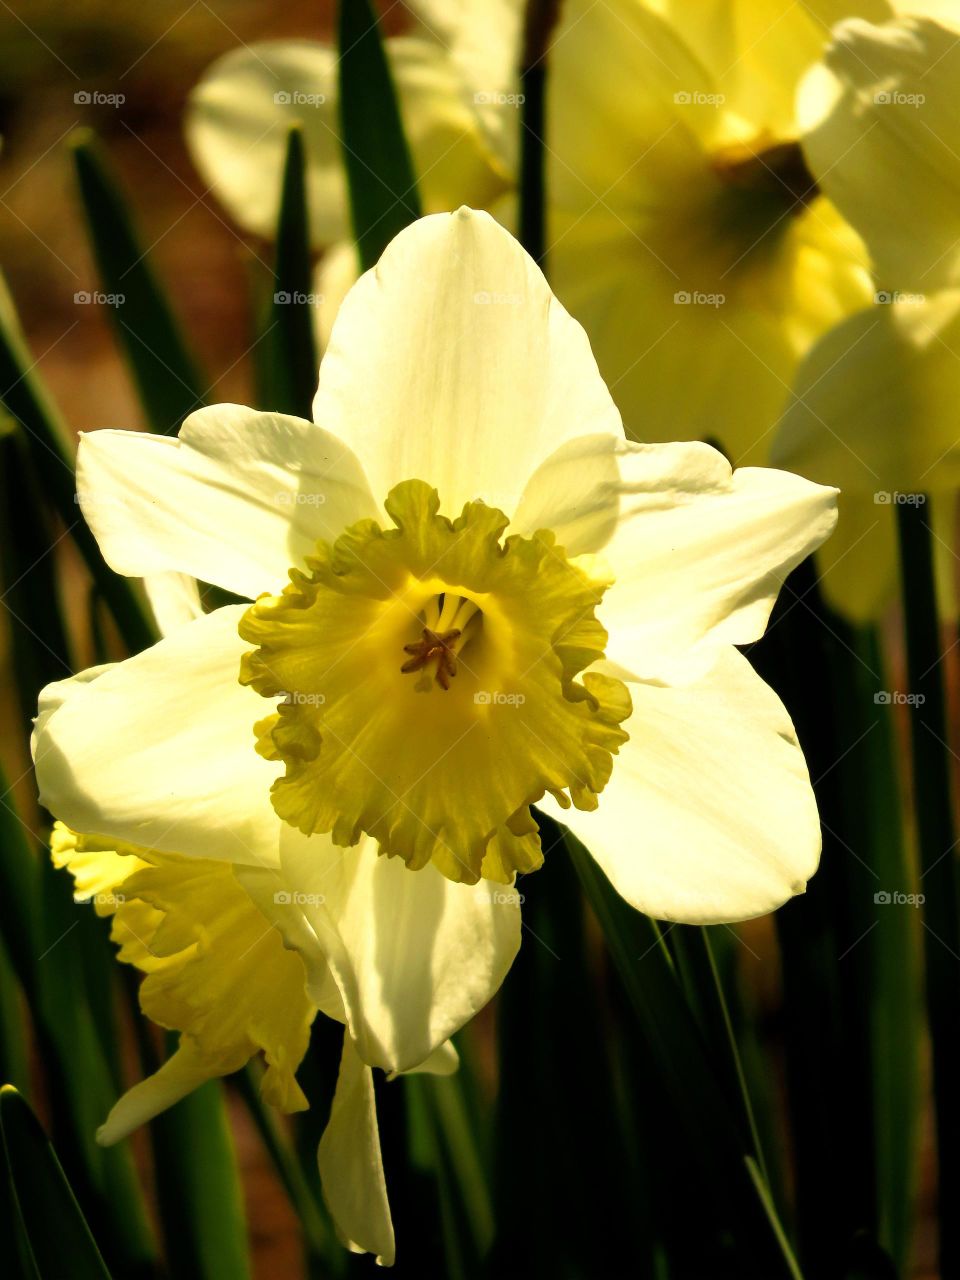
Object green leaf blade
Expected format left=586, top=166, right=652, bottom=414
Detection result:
left=337, top=0, right=421, bottom=271
left=71, top=131, right=206, bottom=436
left=0, top=1086, right=113, bottom=1280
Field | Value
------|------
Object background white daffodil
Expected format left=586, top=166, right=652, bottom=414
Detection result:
left=773, top=13, right=960, bottom=619
left=183, top=0, right=893, bottom=462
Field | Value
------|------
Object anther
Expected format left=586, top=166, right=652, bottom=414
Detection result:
left=401, top=627, right=462, bottom=690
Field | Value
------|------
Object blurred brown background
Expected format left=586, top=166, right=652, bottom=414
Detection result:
left=0, top=0, right=341, bottom=430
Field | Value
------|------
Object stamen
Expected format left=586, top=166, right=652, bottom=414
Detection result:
left=435, top=592, right=462, bottom=632
left=401, top=627, right=462, bottom=690
left=401, top=594, right=482, bottom=689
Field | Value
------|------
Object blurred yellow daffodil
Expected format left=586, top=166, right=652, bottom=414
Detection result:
left=185, top=0, right=884, bottom=460
left=34, top=210, right=836, bottom=1260
left=773, top=13, right=960, bottom=619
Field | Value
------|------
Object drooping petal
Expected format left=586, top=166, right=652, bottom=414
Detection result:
left=34, top=607, right=282, bottom=867
left=545, top=647, right=820, bottom=923
left=596, top=441, right=837, bottom=682
left=312, top=208, right=624, bottom=517
left=50, top=822, right=148, bottom=912
left=396, top=1039, right=459, bottom=1078
left=78, top=406, right=378, bottom=599
left=274, top=827, right=521, bottom=1074
left=51, top=826, right=317, bottom=1132
left=799, top=16, right=960, bottom=292
left=98, top=1043, right=213, bottom=1145
left=318, top=1034, right=395, bottom=1267
left=185, top=38, right=508, bottom=246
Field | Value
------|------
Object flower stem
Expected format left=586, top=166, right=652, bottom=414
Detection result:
left=518, top=0, right=560, bottom=265
left=895, top=497, right=960, bottom=1276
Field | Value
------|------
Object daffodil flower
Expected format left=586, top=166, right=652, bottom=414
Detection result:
left=35, top=209, right=836, bottom=1261
left=43, top=818, right=464, bottom=1266
left=773, top=13, right=960, bottom=619
left=185, top=0, right=879, bottom=459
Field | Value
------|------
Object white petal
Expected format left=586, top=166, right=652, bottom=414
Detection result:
left=97, top=1044, right=212, bottom=1146
left=314, top=243, right=360, bottom=352
left=395, top=1039, right=459, bottom=1078
left=799, top=16, right=960, bottom=292
left=186, top=41, right=350, bottom=245
left=78, top=406, right=378, bottom=599
left=406, top=0, right=523, bottom=174
left=277, top=827, right=521, bottom=1073
left=143, top=572, right=203, bottom=636
left=32, top=663, right=116, bottom=752
left=34, top=606, right=282, bottom=867
left=313, top=208, right=623, bottom=517
left=318, top=1034, right=395, bottom=1267
left=185, top=38, right=507, bottom=246
left=547, top=648, right=820, bottom=923
left=234, top=863, right=346, bottom=1023
left=510, top=433, right=623, bottom=556
left=600, top=442, right=837, bottom=682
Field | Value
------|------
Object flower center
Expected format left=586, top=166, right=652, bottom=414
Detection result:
left=401, top=594, right=482, bottom=690
left=237, top=480, right=631, bottom=885
left=711, top=138, right=818, bottom=211
left=644, top=135, right=821, bottom=292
